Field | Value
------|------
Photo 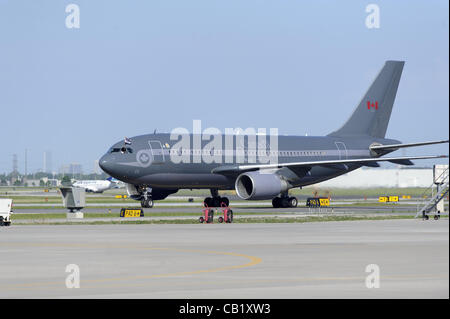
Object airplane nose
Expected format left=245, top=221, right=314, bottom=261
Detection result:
left=99, top=154, right=114, bottom=175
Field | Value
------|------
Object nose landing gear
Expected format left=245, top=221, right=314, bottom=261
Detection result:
left=140, top=189, right=153, bottom=208
left=141, top=198, right=153, bottom=208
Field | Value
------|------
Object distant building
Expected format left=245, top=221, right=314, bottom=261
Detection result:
left=26, top=179, right=41, bottom=187
left=12, top=153, right=18, bottom=175
left=41, top=177, right=60, bottom=187
left=317, top=167, right=433, bottom=188
left=93, top=160, right=102, bottom=174
left=69, top=163, right=83, bottom=175
left=43, top=151, right=52, bottom=173
left=59, top=163, right=83, bottom=175
left=59, top=165, right=70, bottom=175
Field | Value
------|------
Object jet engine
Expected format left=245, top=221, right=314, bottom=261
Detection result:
left=235, top=171, right=289, bottom=200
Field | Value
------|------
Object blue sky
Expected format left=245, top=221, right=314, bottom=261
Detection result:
left=0, top=0, right=448, bottom=174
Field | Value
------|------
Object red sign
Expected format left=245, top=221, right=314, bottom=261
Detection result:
left=367, top=101, right=378, bottom=110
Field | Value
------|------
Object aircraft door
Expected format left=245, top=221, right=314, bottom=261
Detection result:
left=335, top=142, right=348, bottom=160
left=148, top=140, right=165, bottom=164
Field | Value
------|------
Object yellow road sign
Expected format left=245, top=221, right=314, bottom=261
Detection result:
left=379, top=196, right=388, bottom=203
left=319, top=198, right=330, bottom=207
left=388, top=196, right=399, bottom=202
left=120, top=208, right=143, bottom=218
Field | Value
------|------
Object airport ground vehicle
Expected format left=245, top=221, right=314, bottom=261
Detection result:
left=218, top=204, right=233, bottom=223
left=199, top=207, right=214, bottom=224
left=0, top=199, right=13, bottom=226
left=199, top=204, right=233, bottom=224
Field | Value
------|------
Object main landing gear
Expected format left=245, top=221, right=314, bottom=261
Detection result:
left=203, top=189, right=229, bottom=207
left=272, top=195, right=298, bottom=208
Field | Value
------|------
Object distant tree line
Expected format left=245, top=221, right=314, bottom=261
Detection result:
left=0, top=172, right=109, bottom=187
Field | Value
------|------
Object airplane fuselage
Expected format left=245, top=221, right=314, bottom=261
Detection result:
left=99, top=133, right=399, bottom=190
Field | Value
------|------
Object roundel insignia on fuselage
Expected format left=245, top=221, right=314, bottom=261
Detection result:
left=136, top=149, right=153, bottom=167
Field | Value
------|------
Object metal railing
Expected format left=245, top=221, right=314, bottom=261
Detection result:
left=415, top=167, right=449, bottom=218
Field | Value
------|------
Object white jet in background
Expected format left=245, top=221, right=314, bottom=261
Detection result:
left=73, top=177, right=120, bottom=193
left=0, top=198, right=12, bottom=226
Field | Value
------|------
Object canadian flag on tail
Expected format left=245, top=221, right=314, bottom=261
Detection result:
left=367, top=101, right=378, bottom=110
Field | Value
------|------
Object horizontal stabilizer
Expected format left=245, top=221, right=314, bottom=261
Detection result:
left=321, top=163, right=350, bottom=170
left=370, top=140, right=449, bottom=152
left=362, top=162, right=381, bottom=168
left=388, top=159, right=414, bottom=165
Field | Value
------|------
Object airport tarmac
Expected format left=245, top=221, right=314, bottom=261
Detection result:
left=0, top=219, right=448, bottom=298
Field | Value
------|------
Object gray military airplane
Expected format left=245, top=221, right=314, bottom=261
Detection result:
left=99, top=61, right=448, bottom=208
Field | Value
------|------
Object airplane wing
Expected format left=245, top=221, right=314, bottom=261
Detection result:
left=370, top=140, right=449, bottom=152
left=212, top=155, right=448, bottom=175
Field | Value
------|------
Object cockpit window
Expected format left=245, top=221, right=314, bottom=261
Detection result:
left=110, top=147, right=133, bottom=154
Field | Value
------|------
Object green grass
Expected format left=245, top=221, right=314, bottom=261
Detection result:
left=12, top=211, right=290, bottom=220
left=0, top=195, right=201, bottom=204
left=13, top=213, right=68, bottom=219
left=13, top=214, right=434, bottom=226
left=2, top=186, right=444, bottom=205
left=12, top=208, right=436, bottom=221
left=174, top=187, right=432, bottom=198
left=1, top=186, right=433, bottom=198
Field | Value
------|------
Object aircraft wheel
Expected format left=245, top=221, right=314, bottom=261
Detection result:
left=141, top=198, right=153, bottom=208
left=218, top=217, right=224, bottom=223
left=212, top=197, right=221, bottom=207
left=220, top=197, right=230, bottom=207
left=281, top=197, right=290, bottom=208
left=289, top=197, right=298, bottom=208
left=204, top=197, right=213, bottom=207
left=199, top=217, right=205, bottom=223
left=272, top=197, right=280, bottom=208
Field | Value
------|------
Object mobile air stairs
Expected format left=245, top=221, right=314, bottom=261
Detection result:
left=415, top=166, right=449, bottom=220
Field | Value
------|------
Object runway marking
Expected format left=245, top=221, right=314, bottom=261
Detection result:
left=0, top=242, right=262, bottom=290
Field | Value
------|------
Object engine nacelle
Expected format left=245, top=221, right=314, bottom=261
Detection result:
left=235, top=171, right=288, bottom=200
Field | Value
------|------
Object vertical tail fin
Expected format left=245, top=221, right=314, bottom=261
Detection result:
left=328, top=60, right=404, bottom=138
